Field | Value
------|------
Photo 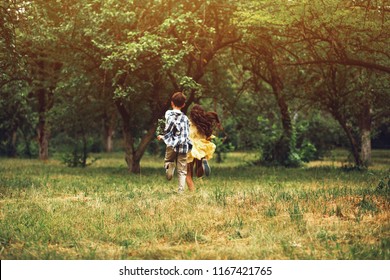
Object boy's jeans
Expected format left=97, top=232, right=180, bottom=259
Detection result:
left=164, top=146, right=187, bottom=192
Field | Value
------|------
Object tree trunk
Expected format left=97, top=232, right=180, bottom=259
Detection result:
left=360, top=99, right=371, bottom=167
left=82, top=129, right=88, bottom=167
left=37, top=122, right=49, bottom=160
left=36, top=88, right=50, bottom=160
left=133, top=125, right=158, bottom=173
left=37, top=113, right=49, bottom=160
left=121, top=125, right=158, bottom=174
left=122, top=122, right=136, bottom=173
left=115, top=88, right=170, bottom=174
left=360, top=128, right=371, bottom=166
left=334, top=114, right=362, bottom=167
left=274, top=88, right=292, bottom=139
left=105, top=126, right=114, bottom=152
left=115, top=100, right=138, bottom=173
left=7, top=129, right=17, bottom=157
left=270, top=66, right=293, bottom=164
left=21, top=130, right=32, bottom=158
left=103, top=111, right=116, bottom=153
left=273, top=88, right=293, bottom=164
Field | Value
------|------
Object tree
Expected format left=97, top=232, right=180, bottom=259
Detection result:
left=5, top=0, right=66, bottom=160
left=232, top=1, right=301, bottom=165
left=1, top=1, right=38, bottom=158
left=283, top=0, right=390, bottom=167
left=76, top=0, right=241, bottom=173
left=50, top=71, right=103, bottom=167
left=234, top=0, right=390, bottom=167
left=0, top=81, right=36, bottom=157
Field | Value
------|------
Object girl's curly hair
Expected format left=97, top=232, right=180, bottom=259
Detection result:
left=190, top=104, right=222, bottom=138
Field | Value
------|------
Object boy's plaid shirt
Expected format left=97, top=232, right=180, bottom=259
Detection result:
left=162, top=110, right=192, bottom=154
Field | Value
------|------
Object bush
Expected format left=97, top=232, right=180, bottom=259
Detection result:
left=295, top=113, right=346, bottom=159
left=256, top=112, right=342, bottom=167
left=54, top=135, right=99, bottom=167
left=298, top=140, right=317, bottom=162
left=212, top=136, right=235, bottom=163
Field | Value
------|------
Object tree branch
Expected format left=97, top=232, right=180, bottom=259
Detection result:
left=283, top=58, right=390, bottom=74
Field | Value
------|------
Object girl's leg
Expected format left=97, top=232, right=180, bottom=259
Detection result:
left=195, top=159, right=204, bottom=177
left=186, top=161, right=195, bottom=191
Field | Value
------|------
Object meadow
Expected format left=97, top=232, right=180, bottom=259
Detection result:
left=0, top=150, right=389, bottom=260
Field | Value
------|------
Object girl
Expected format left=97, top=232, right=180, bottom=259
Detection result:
left=186, top=104, right=222, bottom=191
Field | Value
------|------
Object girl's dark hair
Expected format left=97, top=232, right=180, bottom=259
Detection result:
left=190, top=104, right=222, bottom=137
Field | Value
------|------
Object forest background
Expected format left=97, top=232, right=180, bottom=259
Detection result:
left=1, top=0, right=389, bottom=169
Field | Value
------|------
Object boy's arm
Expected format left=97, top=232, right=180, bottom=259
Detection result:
left=157, top=114, right=173, bottom=142
left=164, top=114, right=174, bottom=133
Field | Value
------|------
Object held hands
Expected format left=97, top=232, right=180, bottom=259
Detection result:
left=157, top=135, right=163, bottom=141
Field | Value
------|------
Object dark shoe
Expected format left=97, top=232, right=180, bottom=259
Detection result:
left=202, top=159, right=210, bottom=176
left=166, top=162, right=175, bottom=180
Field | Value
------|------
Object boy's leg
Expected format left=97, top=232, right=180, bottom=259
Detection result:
left=176, top=153, right=187, bottom=193
left=164, top=146, right=176, bottom=180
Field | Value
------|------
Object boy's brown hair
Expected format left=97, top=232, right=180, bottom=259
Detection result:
left=171, top=92, right=186, bottom=108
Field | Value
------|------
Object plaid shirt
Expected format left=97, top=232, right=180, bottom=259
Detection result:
left=162, top=109, right=192, bottom=154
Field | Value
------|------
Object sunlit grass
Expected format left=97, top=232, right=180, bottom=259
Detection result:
left=0, top=150, right=389, bottom=259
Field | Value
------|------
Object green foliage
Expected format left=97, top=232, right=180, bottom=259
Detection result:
left=376, top=173, right=390, bottom=194
left=295, top=113, right=346, bottom=159
left=212, top=136, right=235, bottom=163
left=298, top=140, right=317, bottom=162
left=253, top=110, right=348, bottom=167
left=255, top=116, right=302, bottom=167
left=58, top=136, right=100, bottom=168
left=0, top=82, right=37, bottom=157
left=180, top=76, right=203, bottom=95
left=48, top=69, right=105, bottom=164
left=156, top=118, right=166, bottom=136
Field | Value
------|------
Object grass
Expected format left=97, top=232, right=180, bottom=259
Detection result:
left=0, top=149, right=389, bottom=260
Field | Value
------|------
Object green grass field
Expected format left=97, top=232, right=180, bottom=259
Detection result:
left=0, top=150, right=389, bottom=260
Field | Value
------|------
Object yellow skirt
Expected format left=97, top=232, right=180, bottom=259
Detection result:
left=187, top=138, right=216, bottom=163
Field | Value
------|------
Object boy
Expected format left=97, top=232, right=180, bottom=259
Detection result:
left=157, top=92, right=192, bottom=193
